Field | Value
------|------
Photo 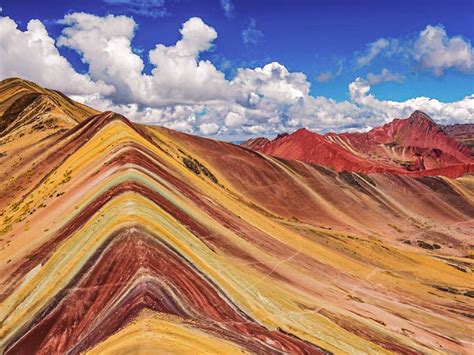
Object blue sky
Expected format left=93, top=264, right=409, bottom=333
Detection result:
left=1, top=0, right=473, bottom=138
left=3, top=0, right=473, bottom=101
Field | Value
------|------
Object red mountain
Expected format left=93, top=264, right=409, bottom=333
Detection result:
left=443, top=123, right=474, bottom=154
left=240, top=136, right=270, bottom=150
left=242, top=111, right=474, bottom=178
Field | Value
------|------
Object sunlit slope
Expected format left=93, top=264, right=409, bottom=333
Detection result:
left=0, top=84, right=472, bottom=353
left=244, top=111, right=474, bottom=178
left=0, top=77, right=98, bottom=128
left=159, top=125, right=474, bottom=253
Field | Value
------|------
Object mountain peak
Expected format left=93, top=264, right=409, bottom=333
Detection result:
left=244, top=111, right=473, bottom=176
left=275, top=132, right=289, bottom=140
left=0, top=77, right=101, bottom=137
left=407, top=110, right=437, bottom=126
left=241, top=136, right=270, bottom=150
left=292, top=127, right=318, bottom=137
left=0, top=77, right=46, bottom=96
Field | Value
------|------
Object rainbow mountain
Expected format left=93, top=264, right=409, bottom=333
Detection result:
left=0, top=78, right=473, bottom=354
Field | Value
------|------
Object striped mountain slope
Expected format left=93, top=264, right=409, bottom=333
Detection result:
left=0, top=79, right=473, bottom=354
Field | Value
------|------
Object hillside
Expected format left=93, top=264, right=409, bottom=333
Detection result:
left=443, top=123, right=474, bottom=154
left=244, top=111, right=474, bottom=178
left=0, top=79, right=473, bottom=354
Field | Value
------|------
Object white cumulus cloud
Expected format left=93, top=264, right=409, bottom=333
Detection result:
left=355, top=25, right=474, bottom=76
left=0, top=16, right=113, bottom=95
left=148, top=17, right=231, bottom=105
left=414, top=25, right=474, bottom=76
left=348, top=77, right=474, bottom=125
left=0, top=13, right=473, bottom=141
left=58, top=14, right=231, bottom=106
left=225, top=111, right=247, bottom=127
left=200, top=122, right=220, bottom=135
left=58, top=12, right=148, bottom=103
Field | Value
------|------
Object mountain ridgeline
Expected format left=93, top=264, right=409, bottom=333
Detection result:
left=242, top=110, right=474, bottom=178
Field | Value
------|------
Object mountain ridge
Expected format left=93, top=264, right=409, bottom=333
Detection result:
left=243, top=110, right=473, bottom=178
left=0, top=77, right=99, bottom=136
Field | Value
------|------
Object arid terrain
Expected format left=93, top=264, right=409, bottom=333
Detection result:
left=243, top=111, right=474, bottom=177
left=0, top=78, right=473, bottom=354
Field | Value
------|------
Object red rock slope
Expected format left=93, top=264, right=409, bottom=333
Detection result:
left=244, top=111, right=474, bottom=178
left=443, top=123, right=474, bottom=154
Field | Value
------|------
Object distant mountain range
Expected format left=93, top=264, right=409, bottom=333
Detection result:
left=242, top=111, right=474, bottom=178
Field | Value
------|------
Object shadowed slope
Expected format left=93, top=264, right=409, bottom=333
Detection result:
left=0, top=78, right=97, bottom=121
left=0, top=77, right=98, bottom=136
left=0, top=78, right=100, bottom=211
left=444, top=123, right=474, bottom=154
